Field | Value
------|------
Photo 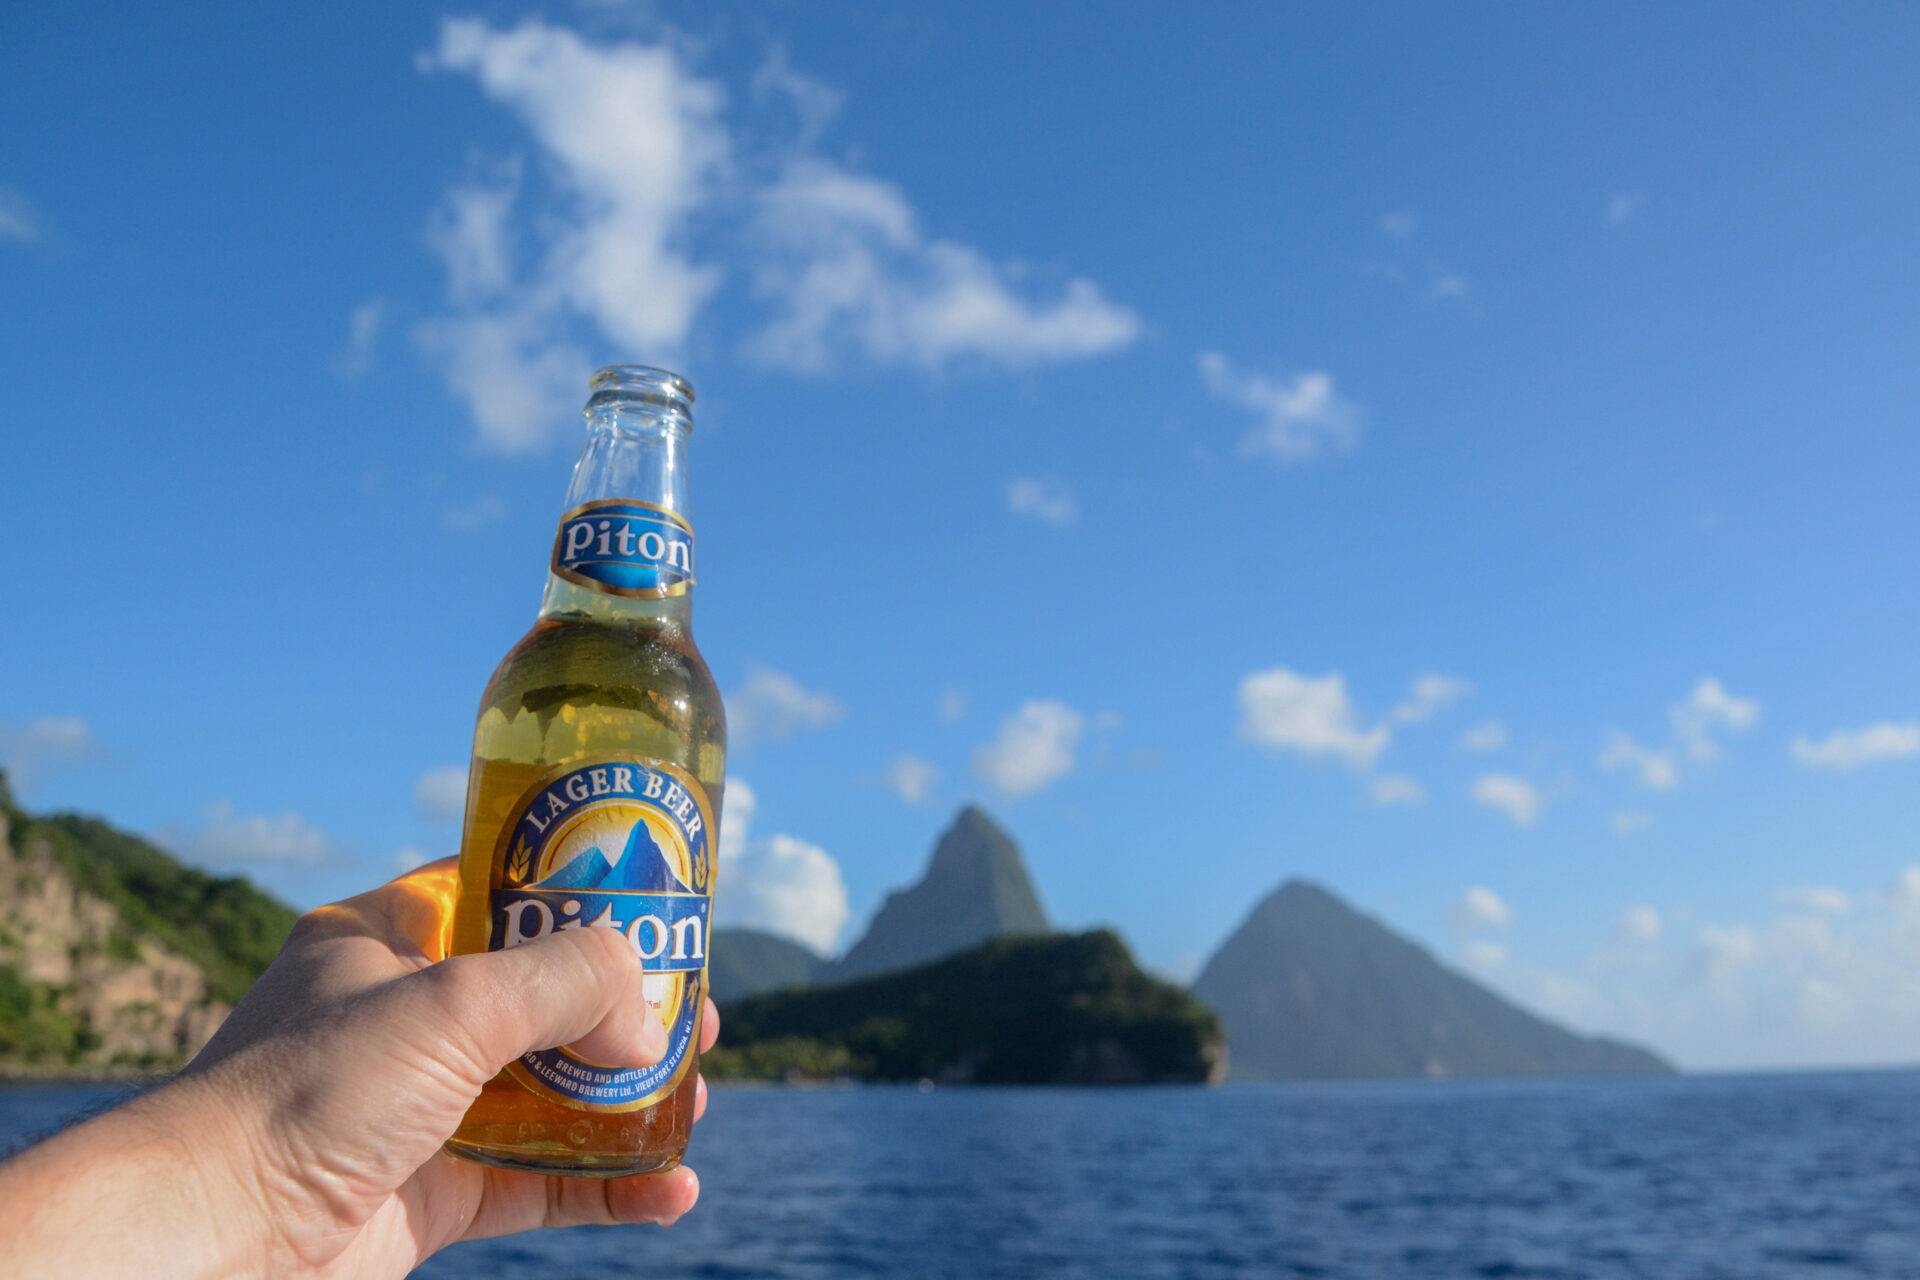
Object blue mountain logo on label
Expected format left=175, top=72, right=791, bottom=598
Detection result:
left=550, top=499, right=694, bottom=598
left=489, top=760, right=714, bottom=1111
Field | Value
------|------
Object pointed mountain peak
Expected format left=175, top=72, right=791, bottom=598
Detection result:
left=1194, top=877, right=1672, bottom=1081
left=823, top=805, right=1051, bottom=983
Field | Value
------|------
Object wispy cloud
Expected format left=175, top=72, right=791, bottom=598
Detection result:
left=1607, top=192, right=1644, bottom=226
left=1237, top=667, right=1387, bottom=769
left=1369, top=773, right=1425, bottom=806
left=1671, top=677, right=1759, bottom=761
left=413, top=764, right=470, bottom=821
left=1199, top=353, right=1362, bottom=464
left=973, top=700, right=1084, bottom=799
left=746, top=158, right=1138, bottom=372
left=1364, top=210, right=1475, bottom=313
left=1452, top=885, right=1512, bottom=935
left=1459, top=719, right=1507, bottom=752
left=334, top=299, right=387, bottom=379
left=1391, top=673, right=1473, bottom=724
left=442, top=495, right=508, bottom=529
left=159, top=802, right=341, bottom=867
left=1471, top=773, right=1543, bottom=827
left=1791, top=722, right=1920, bottom=771
left=713, top=778, right=849, bottom=952
left=1600, top=677, right=1760, bottom=791
left=1598, top=731, right=1678, bottom=791
left=1006, top=477, right=1077, bottom=527
left=0, top=187, right=40, bottom=244
left=418, top=19, right=1136, bottom=450
left=726, top=666, right=845, bottom=746
left=0, top=716, right=98, bottom=793
left=883, top=754, right=938, bottom=805
left=1610, top=810, right=1654, bottom=837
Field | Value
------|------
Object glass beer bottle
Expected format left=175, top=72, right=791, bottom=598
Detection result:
left=444, top=365, right=725, bottom=1178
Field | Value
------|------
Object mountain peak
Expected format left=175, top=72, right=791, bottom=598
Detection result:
left=823, top=805, right=1050, bottom=983
left=1194, top=877, right=1672, bottom=1081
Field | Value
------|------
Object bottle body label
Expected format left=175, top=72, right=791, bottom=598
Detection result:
left=486, top=760, right=714, bottom=1111
left=550, top=499, right=694, bottom=598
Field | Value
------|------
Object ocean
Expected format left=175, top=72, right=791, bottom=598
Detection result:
left=6, top=1071, right=1920, bottom=1278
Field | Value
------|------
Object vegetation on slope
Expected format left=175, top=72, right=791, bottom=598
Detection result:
left=707, top=929, right=1223, bottom=1085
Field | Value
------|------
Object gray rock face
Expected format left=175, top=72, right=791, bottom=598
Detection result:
left=1193, top=879, right=1673, bottom=1080
left=822, top=805, right=1050, bottom=983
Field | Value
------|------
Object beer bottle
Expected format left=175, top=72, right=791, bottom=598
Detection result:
left=444, top=365, right=725, bottom=1178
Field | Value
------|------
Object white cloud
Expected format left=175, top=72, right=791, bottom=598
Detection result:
left=419, top=20, right=1135, bottom=449
left=713, top=776, right=848, bottom=952
left=1198, top=352, right=1362, bottom=463
left=1471, top=773, right=1543, bottom=827
left=1607, top=192, right=1644, bottom=225
left=419, top=19, right=728, bottom=452
left=1461, top=941, right=1508, bottom=970
left=159, top=803, right=337, bottom=866
left=0, top=187, right=39, bottom=243
left=442, top=495, right=508, bottom=529
left=393, top=847, right=433, bottom=874
left=1237, top=667, right=1388, bottom=769
left=0, top=716, right=97, bottom=793
left=1690, top=924, right=1759, bottom=982
left=1610, top=810, right=1654, bottom=837
left=1369, top=774, right=1425, bottom=806
left=884, top=754, right=938, bottom=805
left=1671, top=677, right=1760, bottom=761
left=1459, top=719, right=1507, bottom=752
left=1429, top=273, right=1473, bottom=308
left=1776, top=886, right=1853, bottom=916
left=1452, top=885, right=1512, bottom=935
left=938, top=688, right=967, bottom=721
left=1616, top=905, right=1661, bottom=943
left=746, top=158, right=1139, bottom=372
left=413, top=764, right=470, bottom=822
left=726, top=666, right=845, bottom=746
left=1377, top=210, right=1418, bottom=241
left=1006, top=478, right=1077, bottom=527
left=1467, top=868, right=1920, bottom=1070
left=973, top=700, right=1084, bottom=799
left=1791, top=722, right=1920, bottom=771
left=1598, top=731, right=1678, bottom=790
left=719, top=833, right=848, bottom=953
left=335, top=299, right=386, bottom=379
left=1391, top=673, right=1473, bottom=724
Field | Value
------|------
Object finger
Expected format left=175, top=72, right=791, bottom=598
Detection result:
left=693, top=1072, right=707, bottom=1123
left=700, top=997, right=720, bottom=1053
left=404, top=927, right=667, bottom=1090
left=457, top=1162, right=700, bottom=1242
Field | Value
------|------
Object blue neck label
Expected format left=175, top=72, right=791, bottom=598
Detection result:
left=550, top=499, right=694, bottom=598
left=488, top=760, right=715, bottom=1112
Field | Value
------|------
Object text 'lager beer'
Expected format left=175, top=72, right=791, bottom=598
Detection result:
left=444, top=365, right=725, bottom=1178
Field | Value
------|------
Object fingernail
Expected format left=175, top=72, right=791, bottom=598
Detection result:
left=642, top=1013, right=668, bottom=1059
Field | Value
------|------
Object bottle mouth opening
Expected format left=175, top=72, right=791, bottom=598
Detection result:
left=586, top=365, right=696, bottom=425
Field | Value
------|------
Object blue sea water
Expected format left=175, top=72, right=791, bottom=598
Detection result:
left=7, top=1072, right=1920, bottom=1278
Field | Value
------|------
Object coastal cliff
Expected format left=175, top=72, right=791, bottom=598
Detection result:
left=0, top=775, right=296, bottom=1072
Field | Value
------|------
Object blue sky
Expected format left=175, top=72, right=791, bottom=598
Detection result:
left=5, top=2, right=1920, bottom=1069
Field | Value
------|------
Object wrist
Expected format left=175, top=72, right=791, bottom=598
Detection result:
left=0, top=1072, right=271, bottom=1280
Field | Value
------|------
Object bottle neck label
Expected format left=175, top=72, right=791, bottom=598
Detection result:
left=549, top=499, right=694, bottom=598
left=485, top=759, right=715, bottom=1111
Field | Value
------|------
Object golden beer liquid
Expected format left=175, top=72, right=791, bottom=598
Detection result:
left=444, top=597, right=726, bottom=1178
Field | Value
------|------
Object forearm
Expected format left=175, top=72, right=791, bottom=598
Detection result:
left=0, top=1074, right=264, bottom=1280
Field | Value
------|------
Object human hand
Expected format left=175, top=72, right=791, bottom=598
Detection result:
left=0, top=857, right=718, bottom=1280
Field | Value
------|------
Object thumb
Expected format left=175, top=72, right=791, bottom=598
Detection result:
left=400, top=927, right=669, bottom=1088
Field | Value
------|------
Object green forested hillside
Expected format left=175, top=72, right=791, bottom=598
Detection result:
left=0, top=771, right=298, bottom=1069
left=709, top=929, right=1223, bottom=1085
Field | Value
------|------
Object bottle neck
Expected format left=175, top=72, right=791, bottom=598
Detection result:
left=539, top=405, right=695, bottom=630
